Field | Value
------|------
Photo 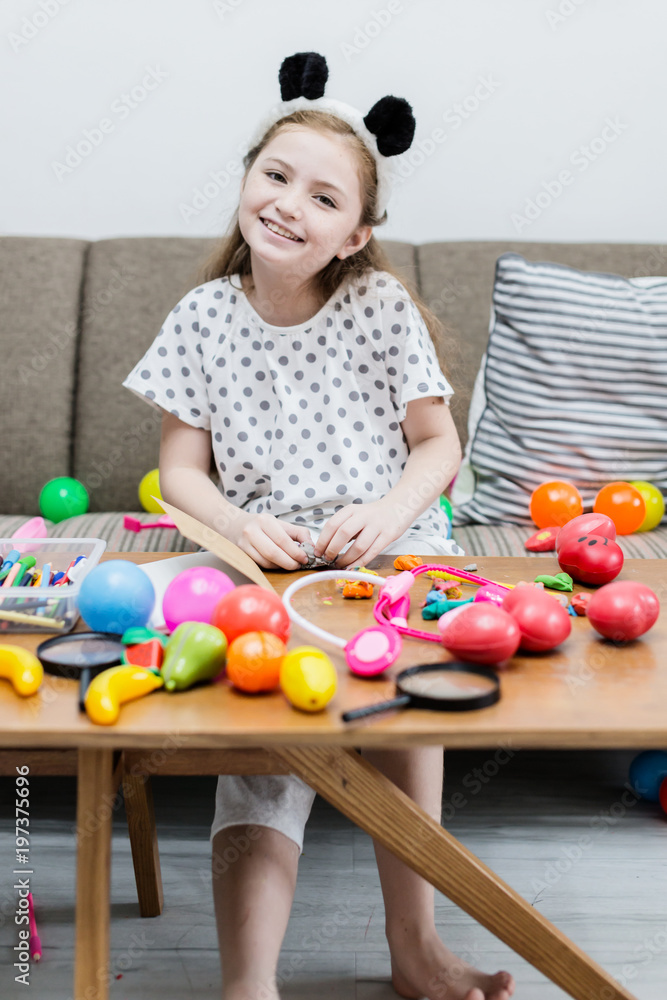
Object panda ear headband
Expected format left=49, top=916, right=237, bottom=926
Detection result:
left=246, top=51, right=416, bottom=217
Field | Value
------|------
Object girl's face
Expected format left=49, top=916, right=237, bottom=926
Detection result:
left=238, top=126, right=372, bottom=283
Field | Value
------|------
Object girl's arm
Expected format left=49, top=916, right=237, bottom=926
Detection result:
left=159, top=413, right=309, bottom=570
left=313, top=396, right=462, bottom=568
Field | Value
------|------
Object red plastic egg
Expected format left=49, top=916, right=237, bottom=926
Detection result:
left=502, top=587, right=572, bottom=652
left=437, top=603, right=521, bottom=664
left=556, top=513, right=616, bottom=553
left=557, top=533, right=624, bottom=585
left=211, top=585, right=290, bottom=644
left=587, top=581, right=660, bottom=642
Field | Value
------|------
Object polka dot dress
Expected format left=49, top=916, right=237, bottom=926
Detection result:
left=123, top=270, right=456, bottom=543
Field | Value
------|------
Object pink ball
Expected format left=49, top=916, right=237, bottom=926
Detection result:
left=162, top=567, right=235, bottom=632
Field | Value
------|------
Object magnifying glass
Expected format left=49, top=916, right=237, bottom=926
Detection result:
left=36, top=632, right=125, bottom=712
left=341, top=661, right=501, bottom=723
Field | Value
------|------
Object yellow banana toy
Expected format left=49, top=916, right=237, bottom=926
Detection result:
left=84, top=665, right=163, bottom=726
left=0, top=646, right=44, bottom=696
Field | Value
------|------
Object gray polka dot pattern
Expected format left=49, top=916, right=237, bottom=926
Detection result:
left=123, top=271, right=454, bottom=539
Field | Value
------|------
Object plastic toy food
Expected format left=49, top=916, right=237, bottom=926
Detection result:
left=524, top=527, right=559, bottom=552
left=629, top=750, right=667, bottom=802
left=502, top=588, right=571, bottom=653
left=138, top=468, right=164, bottom=513
left=593, top=482, right=645, bottom=535
left=280, top=646, right=337, bottom=712
left=161, top=622, right=228, bottom=692
left=0, top=646, right=44, bottom=696
left=162, top=566, right=235, bottom=631
left=629, top=481, right=665, bottom=532
left=122, top=639, right=164, bottom=671
left=84, top=665, right=163, bottom=725
left=587, top=581, right=660, bottom=642
left=38, top=477, right=89, bottom=523
left=529, top=481, right=583, bottom=529
left=437, top=603, right=521, bottom=664
left=226, top=631, right=286, bottom=693
left=555, top=513, right=616, bottom=553
left=557, top=534, right=624, bottom=586
left=212, top=585, right=290, bottom=644
left=78, top=561, right=155, bottom=633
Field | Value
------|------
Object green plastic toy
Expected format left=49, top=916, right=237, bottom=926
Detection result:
left=161, top=622, right=227, bottom=692
left=38, top=477, right=89, bottom=523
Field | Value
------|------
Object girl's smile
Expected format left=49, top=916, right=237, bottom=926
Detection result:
left=259, top=217, right=304, bottom=242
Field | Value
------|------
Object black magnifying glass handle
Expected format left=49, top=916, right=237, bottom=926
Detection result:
left=341, top=694, right=411, bottom=723
left=78, top=667, right=93, bottom=713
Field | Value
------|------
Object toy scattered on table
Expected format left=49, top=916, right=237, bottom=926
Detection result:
left=502, top=587, right=571, bottom=652
left=121, top=626, right=166, bottom=646
left=162, top=566, right=235, bottom=631
left=593, top=481, right=645, bottom=535
left=570, top=593, right=591, bottom=616
left=393, top=555, right=423, bottom=571
left=555, top=513, right=616, bottom=553
left=78, top=561, right=155, bottom=633
left=161, top=622, right=228, bottom=692
left=27, top=892, right=41, bottom=962
left=529, top=480, right=583, bottom=529
left=84, top=664, right=163, bottom=725
left=437, top=603, right=521, bottom=664
left=533, top=572, right=573, bottom=592
left=629, top=481, right=665, bottom=532
left=38, top=477, right=89, bottom=523
left=0, top=646, right=43, bottom=695
left=587, top=581, right=660, bottom=642
left=524, top=527, right=559, bottom=552
left=123, top=514, right=176, bottom=533
left=138, top=469, right=165, bottom=513
left=279, top=646, right=337, bottom=711
left=557, top=533, right=624, bottom=586
left=226, top=631, right=286, bottom=693
left=422, top=597, right=473, bottom=620
left=336, top=567, right=379, bottom=599
left=628, top=750, right=667, bottom=802
left=212, top=585, right=290, bottom=644
left=122, top=638, right=164, bottom=671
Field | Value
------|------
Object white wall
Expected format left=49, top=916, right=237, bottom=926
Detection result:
left=2, top=0, right=665, bottom=245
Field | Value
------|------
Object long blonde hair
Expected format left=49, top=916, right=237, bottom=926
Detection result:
left=198, top=109, right=450, bottom=376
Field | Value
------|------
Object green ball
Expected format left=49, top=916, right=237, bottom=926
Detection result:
left=39, top=477, right=89, bottom=523
left=439, top=494, right=453, bottom=520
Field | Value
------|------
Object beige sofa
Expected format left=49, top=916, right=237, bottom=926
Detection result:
left=2, top=236, right=665, bottom=558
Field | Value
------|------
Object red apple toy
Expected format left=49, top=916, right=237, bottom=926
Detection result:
left=502, top=587, right=572, bottom=652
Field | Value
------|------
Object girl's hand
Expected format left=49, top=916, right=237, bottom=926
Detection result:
left=228, top=512, right=312, bottom=570
left=313, top=500, right=409, bottom=569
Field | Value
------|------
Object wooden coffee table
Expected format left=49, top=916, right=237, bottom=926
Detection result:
left=1, top=553, right=664, bottom=1000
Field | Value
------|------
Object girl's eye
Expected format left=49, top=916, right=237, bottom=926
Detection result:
left=266, top=171, right=285, bottom=182
left=316, top=194, right=336, bottom=208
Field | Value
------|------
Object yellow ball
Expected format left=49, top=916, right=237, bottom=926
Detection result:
left=138, top=468, right=164, bottom=513
left=280, top=646, right=337, bottom=713
left=629, top=481, right=665, bottom=532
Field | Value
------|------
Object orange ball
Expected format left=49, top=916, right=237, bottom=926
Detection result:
left=225, top=631, right=286, bottom=693
left=529, top=481, right=583, bottom=528
left=593, top=482, right=646, bottom=535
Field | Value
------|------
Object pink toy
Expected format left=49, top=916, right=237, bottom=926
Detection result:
left=162, top=567, right=235, bottom=632
left=555, top=512, right=616, bottom=553
left=473, top=583, right=509, bottom=607
left=437, top=603, right=521, bottom=664
left=124, top=514, right=176, bottom=532
left=345, top=625, right=402, bottom=677
left=502, top=587, right=571, bottom=652
left=587, top=581, right=660, bottom=642
left=11, top=516, right=48, bottom=553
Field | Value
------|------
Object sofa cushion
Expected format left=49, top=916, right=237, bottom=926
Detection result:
left=0, top=513, right=199, bottom=553
left=0, top=237, right=89, bottom=515
left=451, top=252, right=667, bottom=526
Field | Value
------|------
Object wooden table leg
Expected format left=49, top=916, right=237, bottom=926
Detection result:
left=121, top=768, right=164, bottom=917
left=273, top=745, right=636, bottom=1000
left=75, top=749, right=114, bottom=1000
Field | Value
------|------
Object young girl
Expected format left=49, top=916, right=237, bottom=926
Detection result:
left=124, top=52, right=514, bottom=1000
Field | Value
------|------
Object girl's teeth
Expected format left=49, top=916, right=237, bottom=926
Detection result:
left=263, top=219, right=301, bottom=241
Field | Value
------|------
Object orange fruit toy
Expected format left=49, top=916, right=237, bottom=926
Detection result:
left=225, top=631, right=286, bottom=693
left=529, top=481, right=583, bottom=528
left=593, top=482, right=646, bottom=535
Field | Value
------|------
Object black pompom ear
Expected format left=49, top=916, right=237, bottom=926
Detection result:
left=279, top=52, right=328, bottom=102
left=363, top=96, right=416, bottom=156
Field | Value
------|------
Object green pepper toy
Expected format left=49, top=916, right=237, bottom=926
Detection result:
left=162, top=622, right=227, bottom=692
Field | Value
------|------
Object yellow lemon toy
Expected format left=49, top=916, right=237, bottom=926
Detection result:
left=280, top=646, right=337, bottom=713
left=0, top=646, right=43, bottom=696
left=138, top=468, right=164, bottom=514
left=630, top=481, right=665, bottom=532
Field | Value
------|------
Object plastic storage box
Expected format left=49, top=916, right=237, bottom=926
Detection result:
left=0, top=538, right=107, bottom=634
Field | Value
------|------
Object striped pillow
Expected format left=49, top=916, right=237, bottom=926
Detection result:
left=452, top=253, right=667, bottom=526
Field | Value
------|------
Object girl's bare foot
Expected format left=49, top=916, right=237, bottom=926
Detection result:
left=389, top=931, right=514, bottom=1000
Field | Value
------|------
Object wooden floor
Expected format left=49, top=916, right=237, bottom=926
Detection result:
left=1, top=749, right=666, bottom=999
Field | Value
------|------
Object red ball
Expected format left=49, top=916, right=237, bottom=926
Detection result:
left=437, top=603, right=521, bottom=664
left=502, top=587, right=572, bottom=652
left=659, top=776, right=667, bottom=816
left=587, top=581, right=660, bottom=642
left=555, top=513, right=616, bottom=554
left=211, top=585, right=290, bottom=644
left=558, top=533, right=624, bottom=585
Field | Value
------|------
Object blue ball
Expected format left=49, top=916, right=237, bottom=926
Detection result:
left=628, top=750, right=667, bottom=802
left=78, top=560, right=155, bottom=634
